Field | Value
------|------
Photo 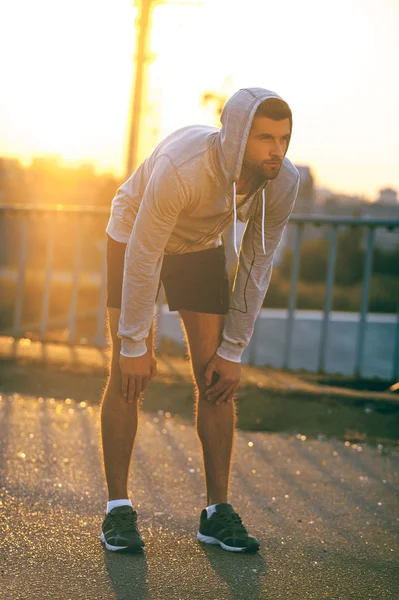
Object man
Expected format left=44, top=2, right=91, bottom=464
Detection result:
left=100, top=87, right=300, bottom=554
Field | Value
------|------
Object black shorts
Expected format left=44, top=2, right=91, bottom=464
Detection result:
left=106, top=234, right=230, bottom=314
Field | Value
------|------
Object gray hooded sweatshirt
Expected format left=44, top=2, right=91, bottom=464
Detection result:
left=106, top=87, right=300, bottom=362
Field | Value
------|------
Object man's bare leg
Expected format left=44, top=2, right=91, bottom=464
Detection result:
left=179, top=309, right=237, bottom=506
left=100, top=307, right=154, bottom=501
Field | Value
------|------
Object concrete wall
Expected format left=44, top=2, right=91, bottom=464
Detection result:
left=156, top=307, right=398, bottom=380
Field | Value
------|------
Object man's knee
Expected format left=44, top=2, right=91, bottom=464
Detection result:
left=190, top=361, right=217, bottom=399
left=103, top=357, right=122, bottom=398
left=179, top=310, right=224, bottom=394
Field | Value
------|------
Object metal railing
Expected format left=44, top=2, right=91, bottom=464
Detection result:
left=0, top=204, right=109, bottom=347
left=285, top=215, right=399, bottom=378
left=1, top=205, right=399, bottom=378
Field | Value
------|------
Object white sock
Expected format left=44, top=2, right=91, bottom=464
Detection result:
left=106, top=499, right=132, bottom=514
left=206, top=503, right=218, bottom=518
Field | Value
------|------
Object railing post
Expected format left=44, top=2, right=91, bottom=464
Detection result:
left=318, top=225, right=338, bottom=373
left=283, top=223, right=303, bottom=369
left=40, top=215, right=55, bottom=340
left=13, top=215, right=29, bottom=334
left=247, top=316, right=259, bottom=366
left=354, top=227, right=375, bottom=378
left=95, top=241, right=108, bottom=347
left=67, top=214, right=83, bottom=344
left=393, top=301, right=399, bottom=381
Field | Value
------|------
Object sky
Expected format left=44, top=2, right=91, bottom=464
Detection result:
left=0, top=0, right=398, bottom=201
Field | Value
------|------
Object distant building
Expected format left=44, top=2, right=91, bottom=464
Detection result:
left=274, top=165, right=317, bottom=263
left=30, top=155, right=62, bottom=171
left=362, top=196, right=399, bottom=251
left=303, top=187, right=399, bottom=252
left=306, top=192, right=367, bottom=248
left=0, top=159, right=5, bottom=203
left=292, top=165, right=315, bottom=214
left=377, top=187, right=397, bottom=205
left=321, top=193, right=365, bottom=217
left=0, top=157, right=29, bottom=204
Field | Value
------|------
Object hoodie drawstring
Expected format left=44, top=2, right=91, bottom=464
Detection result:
left=261, top=187, right=266, bottom=254
left=233, top=181, right=238, bottom=256
left=232, top=182, right=266, bottom=257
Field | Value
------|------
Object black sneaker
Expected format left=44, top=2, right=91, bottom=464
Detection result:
left=100, top=506, right=145, bottom=553
left=197, top=503, right=260, bottom=553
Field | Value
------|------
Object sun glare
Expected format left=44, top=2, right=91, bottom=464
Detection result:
left=0, top=0, right=398, bottom=197
left=1, top=0, right=137, bottom=173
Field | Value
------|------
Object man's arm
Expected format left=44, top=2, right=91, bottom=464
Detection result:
left=205, top=177, right=300, bottom=403
left=118, top=155, right=188, bottom=401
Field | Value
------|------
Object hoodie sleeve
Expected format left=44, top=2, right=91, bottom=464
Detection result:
left=216, top=177, right=300, bottom=363
left=118, top=155, right=188, bottom=358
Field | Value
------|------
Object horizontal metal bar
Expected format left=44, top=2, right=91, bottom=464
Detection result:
left=1, top=206, right=399, bottom=228
left=0, top=308, right=98, bottom=344
left=0, top=204, right=110, bottom=215
left=1, top=308, right=99, bottom=338
left=289, top=215, right=399, bottom=227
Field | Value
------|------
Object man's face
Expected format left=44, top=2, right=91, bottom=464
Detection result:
left=242, top=116, right=291, bottom=181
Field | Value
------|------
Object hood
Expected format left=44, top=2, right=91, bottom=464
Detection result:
left=216, top=87, right=291, bottom=186
left=214, top=87, right=293, bottom=256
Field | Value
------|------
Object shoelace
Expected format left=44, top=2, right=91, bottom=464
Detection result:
left=213, top=511, right=248, bottom=534
left=110, top=509, right=138, bottom=532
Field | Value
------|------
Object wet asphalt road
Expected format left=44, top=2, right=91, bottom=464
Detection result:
left=0, top=392, right=398, bottom=600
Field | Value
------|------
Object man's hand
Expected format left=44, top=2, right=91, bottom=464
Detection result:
left=204, top=353, right=240, bottom=404
left=119, top=352, right=157, bottom=404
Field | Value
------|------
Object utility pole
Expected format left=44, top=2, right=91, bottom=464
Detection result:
left=125, top=0, right=201, bottom=181
left=125, top=0, right=153, bottom=180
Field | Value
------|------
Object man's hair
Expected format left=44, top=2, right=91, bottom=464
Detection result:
left=255, top=98, right=292, bottom=132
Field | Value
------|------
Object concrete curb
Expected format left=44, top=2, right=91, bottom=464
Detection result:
left=1, top=335, right=398, bottom=409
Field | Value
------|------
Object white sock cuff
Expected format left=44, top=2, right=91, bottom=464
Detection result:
left=206, top=503, right=218, bottom=518
left=106, top=499, right=132, bottom=514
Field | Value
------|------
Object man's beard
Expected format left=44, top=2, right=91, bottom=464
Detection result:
left=251, top=161, right=281, bottom=182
